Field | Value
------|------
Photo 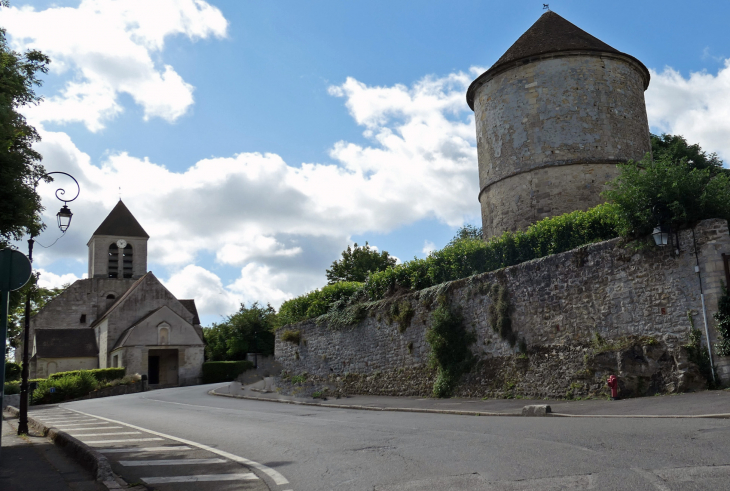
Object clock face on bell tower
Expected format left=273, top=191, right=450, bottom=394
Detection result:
left=116, top=239, right=127, bottom=248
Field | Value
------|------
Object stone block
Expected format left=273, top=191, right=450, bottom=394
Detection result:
left=522, top=405, right=552, bottom=416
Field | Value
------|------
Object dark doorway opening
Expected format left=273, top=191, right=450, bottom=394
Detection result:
left=148, top=355, right=160, bottom=384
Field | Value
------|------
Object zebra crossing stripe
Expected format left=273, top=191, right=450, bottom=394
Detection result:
left=141, top=473, right=258, bottom=484
left=120, top=458, right=227, bottom=466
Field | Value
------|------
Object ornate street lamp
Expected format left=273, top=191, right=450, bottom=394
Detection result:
left=17, top=171, right=80, bottom=435
left=652, top=223, right=670, bottom=247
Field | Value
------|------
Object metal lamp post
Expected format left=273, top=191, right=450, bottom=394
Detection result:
left=17, top=171, right=80, bottom=435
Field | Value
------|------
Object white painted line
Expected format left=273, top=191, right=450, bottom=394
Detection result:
left=53, top=422, right=109, bottom=426
left=42, top=419, right=98, bottom=424
left=85, top=438, right=164, bottom=445
left=71, top=432, right=142, bottom=437
left=66, top=409, right=290, bottom=486
left=62, top=426, right=123, bottom=431
left=98, top=446, right=193, bottom=453
left=120, top=458, right=227, bottom=466
left=55, top=424, right=118, bottom=429
left=141, top=473, right=258, bottom=484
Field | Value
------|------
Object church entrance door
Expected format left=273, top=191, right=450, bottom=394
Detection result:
left=148, top=355, right=160, bottom=384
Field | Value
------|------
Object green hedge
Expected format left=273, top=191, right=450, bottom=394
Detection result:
left=202, top=361, right=253, bottom=384
left=5, top=361, right=21, bottom=381
left=361, top=204, right=619, bottom=300
left=49, top=368, right=125, bottom=383
left=276, top=204, right=619, bottom=327
left=4, top=381, right=20, bottom=395
left=32, top=371, right=98, bottom=405
left=277, top=281, right=363, bottom=327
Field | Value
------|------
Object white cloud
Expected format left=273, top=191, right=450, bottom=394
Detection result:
left=0, top=0, right=227, bottom=131
left=36, top=269, right=82, bottom=289
left=646, top=61, right=730, bottom=161
left=29, top=69, right=480, bottom=319
left=422, top=240, right=436, bottom=256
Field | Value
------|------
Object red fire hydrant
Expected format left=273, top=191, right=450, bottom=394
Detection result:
left=607, top=375, right=619, bottom=400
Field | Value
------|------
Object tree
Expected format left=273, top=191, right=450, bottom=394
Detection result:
left=602, top=148, right=730, bottom=239
left=651, top=133, right=724, bottom=174
left=447, top=224, right=483, bottom=246
left=6, top=276, right=66, bottom=357
left=0, top=18, right=51, bottom=247
left=203, top=302, right=276, bottom=361
left=326, top=242, right=397, bottom=284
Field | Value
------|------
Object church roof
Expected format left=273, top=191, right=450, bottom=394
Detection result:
left=179, top=300, right=200, bottom=325
left=466, top=11, right=650, bottom=109
left=92, top=200, right=149, bottom=238
left=35, top=329, right=98, bottom=358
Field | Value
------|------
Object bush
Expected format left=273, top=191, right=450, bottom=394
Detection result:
left=360, top=204, right=619, bottom=301
left=204, top=303, right=276, bottom=361
left=49, top=367, right=125, bottom=383
left=426, top=300, right=475, bottom=398
left=202, top=361, right=253, bottom=384
left=5, top=361, right=21, bottom=381
left=280, top=330, right=301, bottom=344
left=31, top=371, right=98, bottom=405
left=603, top=154, right=730, bottom=238
left=277, top=282, right=363, bottom=327
left=4, top=381, right=20, bottom=395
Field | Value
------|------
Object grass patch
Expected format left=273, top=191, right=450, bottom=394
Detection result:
left=280, top=329, right=301, bottom=344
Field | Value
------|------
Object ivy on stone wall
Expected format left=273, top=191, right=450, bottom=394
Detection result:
left=714, top=283, right=730, bottom=357
left=425, top=298, right=475, bottom=398
left=488, top=284, right=517, bottom=347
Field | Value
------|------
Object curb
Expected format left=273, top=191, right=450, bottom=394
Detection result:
left=208, top=389, right=730, bottom=419
left=209, top=390, right=520, bottom=417
left=5, top=406, right=122, bottom=488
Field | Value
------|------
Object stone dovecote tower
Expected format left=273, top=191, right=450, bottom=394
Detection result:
left=87, top=200, right=149, bottom=279
left=467, top=11, right=651, bottom=238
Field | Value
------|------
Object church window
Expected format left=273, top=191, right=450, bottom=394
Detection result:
left=80, top=314, right=86, bottom=324
left=108, top=243, right=119, bottom=278
left=122, top=244, right=133, bottom=278
left=106, top=293, right=116, bottom=309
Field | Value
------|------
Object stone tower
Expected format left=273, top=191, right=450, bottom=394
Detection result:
left=87, top=200, right=149, bottom=279
left=467, top=11, right=651, bottom=238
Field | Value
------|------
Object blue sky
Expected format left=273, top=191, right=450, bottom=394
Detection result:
left=4, top=0, right=730, bottom=325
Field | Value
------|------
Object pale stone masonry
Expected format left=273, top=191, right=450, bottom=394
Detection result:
left=467, top=11, right=651, bottom=238
left=276, top=219, right=730, bottom=397
left=25, top=200, right=205, bottom=386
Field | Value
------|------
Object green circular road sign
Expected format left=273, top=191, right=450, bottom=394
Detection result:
left=0, top=249, right=32, bottom=291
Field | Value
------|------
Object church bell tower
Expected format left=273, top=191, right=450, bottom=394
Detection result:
left=87, top=200, right=149, bottom=279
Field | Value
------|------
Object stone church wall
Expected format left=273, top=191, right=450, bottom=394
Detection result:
left=275, top=219, right=730, bottom=399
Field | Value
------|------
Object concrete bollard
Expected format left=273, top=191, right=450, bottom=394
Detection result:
left=230, top=381, right=242, bottom=395
left=522, top=405, right=552, bottom=416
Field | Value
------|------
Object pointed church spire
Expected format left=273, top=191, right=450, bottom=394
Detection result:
left=92, top=200, right=149, bottom=238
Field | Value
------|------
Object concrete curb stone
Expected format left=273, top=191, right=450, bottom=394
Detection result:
left=6, top=406, right=121, bottom=487
left=209, top=388, right=730, bottom=419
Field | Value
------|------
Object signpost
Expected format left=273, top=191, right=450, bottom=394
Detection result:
left=0, top=249, right=33, bottom=452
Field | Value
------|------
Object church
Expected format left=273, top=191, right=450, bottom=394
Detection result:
left=25, top=200, right=205, bottom=386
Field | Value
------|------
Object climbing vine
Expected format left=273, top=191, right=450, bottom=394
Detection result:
left=425, top=298, right=475, bottom=398
left=714, top=283, right=730, bottom=357
left=488, top=283, right=522, bottom=348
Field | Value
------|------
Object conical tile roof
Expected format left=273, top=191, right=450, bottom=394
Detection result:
left=466, top=11, right=649, bottom=109
left=92, top=200, right=149, bottom=238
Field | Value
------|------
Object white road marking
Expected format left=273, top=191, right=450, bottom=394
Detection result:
left=120, top=458, right=227, bottom=466
left=141, top=473, right=258, bottom=484
left=53, top=423, right=111, bottom=428
left=66, top=408, right=290, bottom=486
left=71, top=431, right=142, bottom=437
left=98, top=446, right=193, bottom=453
left=85, top=438, right=164, bottom=444
left=41, top=418, right=96, bottom=423
left=62, top=426, right=123, bottom=430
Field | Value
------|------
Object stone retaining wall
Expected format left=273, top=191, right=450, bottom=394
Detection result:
left=276, top=219, right=730, bottom=398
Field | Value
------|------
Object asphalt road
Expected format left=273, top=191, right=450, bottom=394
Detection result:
left=49, top=384, right=730, bottom=491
